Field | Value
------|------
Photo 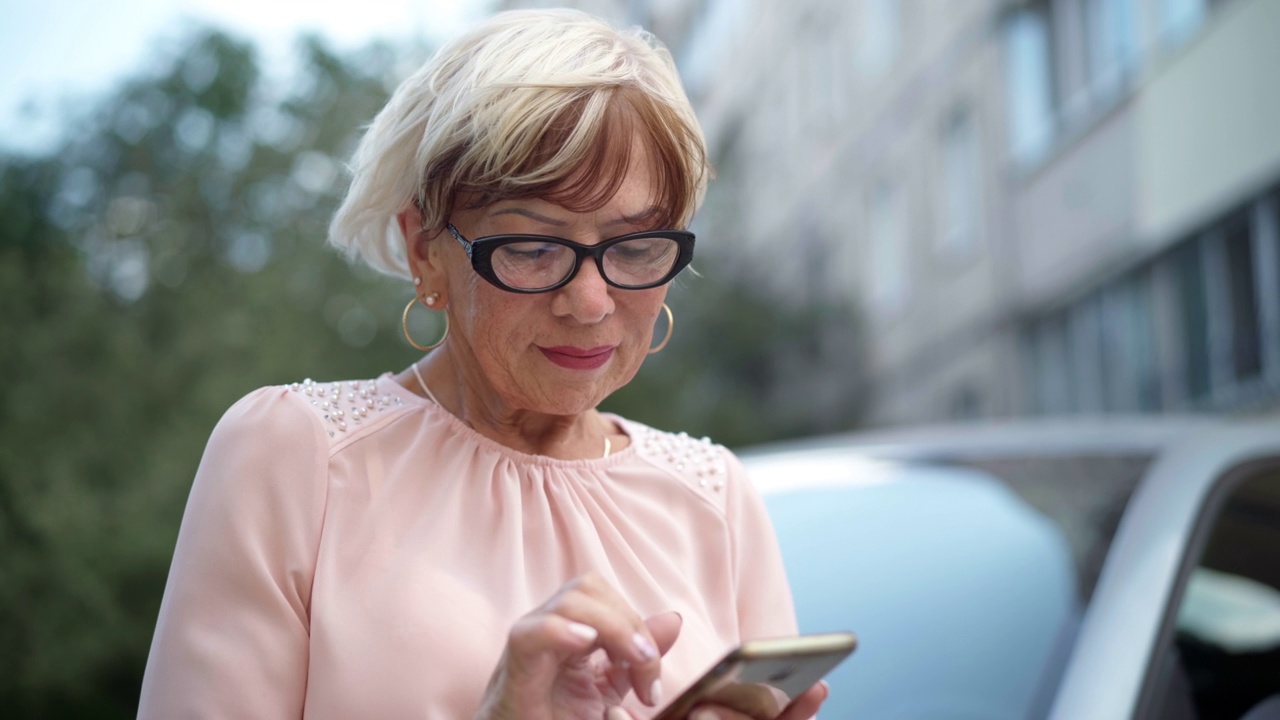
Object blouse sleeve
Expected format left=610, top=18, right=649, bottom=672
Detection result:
left=722, top=450, right=799, bottom=640
left=137, top=386, right=328, bottom=719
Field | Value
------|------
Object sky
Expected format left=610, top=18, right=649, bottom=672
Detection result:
left=0, top=0, right=491, bottom=153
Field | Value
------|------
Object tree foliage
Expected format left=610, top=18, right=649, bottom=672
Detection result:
left=0, top=26, right=864, bottom=717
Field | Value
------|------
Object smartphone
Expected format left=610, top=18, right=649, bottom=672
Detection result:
left=651, top=632, right=857, bottom=720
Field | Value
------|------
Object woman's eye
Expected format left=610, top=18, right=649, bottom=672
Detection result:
left=499, top=243, right=559, bottom=262
left=612, top=238, right=672, bottom=262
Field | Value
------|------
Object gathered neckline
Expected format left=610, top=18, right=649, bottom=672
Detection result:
left=376, top=372, right=636, bottom=469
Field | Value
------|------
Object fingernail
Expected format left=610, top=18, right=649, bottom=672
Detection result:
left=648, top=679, right=663, bottom=707
left=606, top=707, right=630, bottom=720
left=632, top=632, right=658, bottom=661
left=691, top=710, right=719, bottom=720
left=567, top=622, right=598, bottom=643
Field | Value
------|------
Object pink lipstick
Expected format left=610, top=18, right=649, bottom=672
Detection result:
left=539, top=345, right=615, bottom=370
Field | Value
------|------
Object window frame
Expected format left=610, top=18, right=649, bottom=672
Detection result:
left=1133, top=454, right=1280, bottom=719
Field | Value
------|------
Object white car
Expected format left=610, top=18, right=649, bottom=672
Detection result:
left=741, top=417, right=1280, bottom=720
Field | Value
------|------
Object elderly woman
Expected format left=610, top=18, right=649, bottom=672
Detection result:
left=138, top=9, right=827, bottom=720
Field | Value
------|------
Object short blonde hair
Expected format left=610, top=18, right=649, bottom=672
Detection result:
left=328, top=8, right=710, bottom=279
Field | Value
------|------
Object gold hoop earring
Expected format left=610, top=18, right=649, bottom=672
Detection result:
left=648, top=303, right=674, bottom=355
left=402, top=297, right=449, bottom=351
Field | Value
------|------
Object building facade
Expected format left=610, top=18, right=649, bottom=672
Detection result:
left=500, top=0, right=1280, bottom=426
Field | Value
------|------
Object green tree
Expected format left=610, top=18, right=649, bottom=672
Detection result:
left=0, top=27, right=420, bottom=718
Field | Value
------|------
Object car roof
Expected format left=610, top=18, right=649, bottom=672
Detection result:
left=737, top=414, right=1280, bottom=719
left=737, top=415, right=1221, bottom=463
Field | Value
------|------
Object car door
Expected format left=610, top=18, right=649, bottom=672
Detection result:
left=1048, top=422, right=1280, bottom=720
left=1136, top=452, right=1280, bottom=719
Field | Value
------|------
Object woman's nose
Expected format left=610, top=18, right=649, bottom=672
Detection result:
left=552, top=258, right=615, bottom=323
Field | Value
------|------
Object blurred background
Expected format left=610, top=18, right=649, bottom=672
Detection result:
left=1, top=0, right=1278, bottom=716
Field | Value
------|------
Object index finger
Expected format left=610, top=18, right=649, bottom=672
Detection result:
left=552, top=574, right=665, bottom=706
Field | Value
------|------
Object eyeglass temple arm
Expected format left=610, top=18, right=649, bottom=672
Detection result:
left=444, top=224, right=475, bottom=260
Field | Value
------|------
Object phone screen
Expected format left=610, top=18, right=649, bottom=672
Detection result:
left=652, top=632, right=856, bottom=720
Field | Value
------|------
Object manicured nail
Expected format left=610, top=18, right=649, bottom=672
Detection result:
left=648, top=679, right=663, bottom=707
left=567, top=622, right=598, bottom=643
left=632, top=632, right=658, bottom=661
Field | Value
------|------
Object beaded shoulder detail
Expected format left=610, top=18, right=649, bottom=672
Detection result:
left=288, top=377, right=405, bottom=439
left=633, top=426, right=730, bottom=494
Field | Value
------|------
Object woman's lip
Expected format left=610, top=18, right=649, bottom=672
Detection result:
left=539, top=345, right=616, bottom=370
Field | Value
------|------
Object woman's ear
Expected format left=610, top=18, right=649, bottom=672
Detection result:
left=397, top=206, right=447, bottom=290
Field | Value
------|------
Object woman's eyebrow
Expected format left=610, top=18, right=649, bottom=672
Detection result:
left=489, top=206, right=663, bottom=228
left=604, top=207, right=662, bottom=227
left=488, top=207, right=568, bottom=226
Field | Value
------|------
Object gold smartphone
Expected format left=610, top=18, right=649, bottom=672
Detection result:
left=651, top=632, right=857, bottom=720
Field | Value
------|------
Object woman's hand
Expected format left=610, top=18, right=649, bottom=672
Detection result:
left=473, top=572, right=682, bottom=720
left=686, top=680, right=830, bottom=720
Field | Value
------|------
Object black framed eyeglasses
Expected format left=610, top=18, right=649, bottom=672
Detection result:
left=446, top=223, right=695, bottom=294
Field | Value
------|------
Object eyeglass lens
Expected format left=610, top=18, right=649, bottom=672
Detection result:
left=491, top=236, right=681, bottom=290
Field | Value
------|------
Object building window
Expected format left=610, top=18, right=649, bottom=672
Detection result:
left=805, top=28, right=846, bottom=131
left=1261, top=193, right=1280, bottom=379
left=780, top=52, right=805, bottom=142
left=678, top=0, right=750, bottom=94
left=1070, top=298, right=1106, bottom=412
left=857, top=0, right=899, bottom=80
left=1030, top=316, right=1073, bottom=414
left=867, top=180, right=909, bottom=315
left=1222, top=214, right=1262, bottom=382
left=1159, top=0, right=1208, bottom=47
left=1273, top=194, right=1280, bottom=317
left=940, top=104, right=982, bottom=257
left=1004, top=3, right=1056, bottom=164
left=812, top=34, right=836, bottom=128
left=1101, top=272, right=1162, bottom=412
left=1273, top=193, right=1280, bottom=314
left=1084, top=0, right=1139, bottom=102
left=949, top=384, right=983, bottom=420
left=1173, top=239, right=1213, bottom=403
left=1026, top=189, right=1280, bottom=417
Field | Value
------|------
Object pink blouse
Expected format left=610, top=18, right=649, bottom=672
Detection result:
left=137, top=375, right=798, bottom=719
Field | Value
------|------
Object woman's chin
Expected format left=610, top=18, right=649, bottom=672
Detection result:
left=524, top=384, right=613, bottom=416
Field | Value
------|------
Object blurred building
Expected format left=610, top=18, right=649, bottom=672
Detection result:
left=500, top=0, right=1280, bottom=426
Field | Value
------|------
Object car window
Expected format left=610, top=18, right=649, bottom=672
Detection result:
left=1142, top=463, right=1280, bottom=720
left=935, top=454, right=1151, bottom=604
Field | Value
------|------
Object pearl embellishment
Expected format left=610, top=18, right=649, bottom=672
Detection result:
left=290, top=377, right=402, bottom=437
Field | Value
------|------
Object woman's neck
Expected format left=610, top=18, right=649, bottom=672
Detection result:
left=400, top=355, right=619, bottom=460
